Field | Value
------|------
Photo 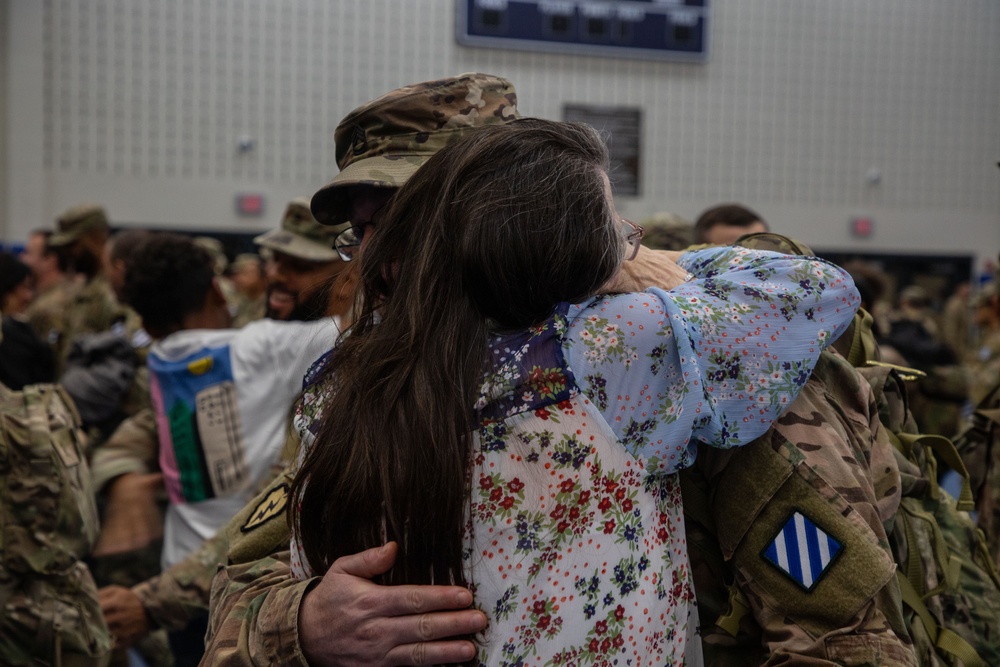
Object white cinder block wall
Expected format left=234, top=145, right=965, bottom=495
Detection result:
left=3, top=0, right=999, bottom=268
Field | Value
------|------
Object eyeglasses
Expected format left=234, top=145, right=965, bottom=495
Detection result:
left=334, top=207, right=384, bottom=262
left=621, top=218, right=645, bottom=262
left=334, top=227, right=361, bottom=262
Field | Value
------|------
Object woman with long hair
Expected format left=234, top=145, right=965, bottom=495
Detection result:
left=289, top=118, right=859, bottom=665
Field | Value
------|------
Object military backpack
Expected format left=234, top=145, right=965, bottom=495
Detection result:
left=0, top=380, right=112, bottom=666
left=842, top=311, right=1000, bottom=667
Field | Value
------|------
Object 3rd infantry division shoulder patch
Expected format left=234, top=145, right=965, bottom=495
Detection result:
left=241, top=483, right=290, bottom=533
left=762, top=510, right=843, bottom=591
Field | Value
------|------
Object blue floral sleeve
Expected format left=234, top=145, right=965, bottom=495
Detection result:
left=564, top=245, right=859, bottom=474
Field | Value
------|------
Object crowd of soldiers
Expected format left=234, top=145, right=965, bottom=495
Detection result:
left=1, top=72, right=999, bottom=667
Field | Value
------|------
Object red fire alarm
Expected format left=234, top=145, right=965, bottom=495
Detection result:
left=236, top=193, right=265, bottom=217
left=850, top=216, right=874, bottom=238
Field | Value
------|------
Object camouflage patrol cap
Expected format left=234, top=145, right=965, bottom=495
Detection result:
left=640, top=212, right=694, bottom=251
left=50, top=204, right=110, bottom=246
left=311, top=72, right=519, bottom=225
left=254, top=197, right=342, bottom=262
left=735, top=231, right=815, bottom=256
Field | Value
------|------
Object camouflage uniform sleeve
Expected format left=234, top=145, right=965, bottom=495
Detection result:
left=204, top=550, right=316, bottom=666
left=127, top=457, right=297, bottom=633
left=131, top=529, right=229, bottom=632
left=689, top=351, right=916, bottom=666
left=90, top=407, right=159, bottom=493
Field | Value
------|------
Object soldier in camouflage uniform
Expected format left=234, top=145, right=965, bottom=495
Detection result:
left=48, top=205, right=125, bottom=368
left=254, top=197, right=350, bottom=322
left=958, top=280, right=1000, bottom=564
left=0, top=317, right=113, bottom=666
left=204, top=73, right=522, bottom=666
left=20, top=229, right=72, bottom=362
left=680, top=233, right=916, bottom=666
left=196, top=80, right=915, bottom=666
left=93, top=204, right=354, bottom=656
left=228, top=254, right=267, bottom=328
left=967, top=282, right=1000, bottom=406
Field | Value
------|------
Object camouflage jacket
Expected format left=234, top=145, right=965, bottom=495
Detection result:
left=131, top=530, right=228, bottom=632
left=204, top=550, right=312, bottom=666
left=684, top=350, right=917, bottom=666
left=128, top=456, right=296, bottom=633
left=63, top=275, right=123, bottom=348
left=25, top=280, right=70, bottom=365
left=200, top=465, right=311, bottom=664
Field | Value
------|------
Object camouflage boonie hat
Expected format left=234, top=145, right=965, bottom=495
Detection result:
left=254, top=197, right=342, bottom=262
left=311, top=72, right=519, bottom=225
left=50, top=204, right=109, bottom=246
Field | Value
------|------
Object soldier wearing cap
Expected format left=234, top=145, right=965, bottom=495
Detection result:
left=254, top=197, right=350, bottom=322
left=97, top=73, right=518, bottom=667
left=175, top=72, right=517, bottom=666
left=197, top=73, right=728, bottom=667
left=199, top=77, right=914, bottom=667
left=960, top=278, right=1000, bottom=564
left=95, top=205, right=352, bottom=654
left=48, top=204, right=124, bottom=367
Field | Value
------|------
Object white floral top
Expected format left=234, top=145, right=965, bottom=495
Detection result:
left=290, top=246, right=860, bottom=667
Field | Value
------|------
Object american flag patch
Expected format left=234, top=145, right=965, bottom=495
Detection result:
left=762, top=511, right=842, bottom=591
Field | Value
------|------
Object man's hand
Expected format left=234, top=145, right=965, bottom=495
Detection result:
left=602, top=246, right=690, bottom=294
left=98, top=585, right=152, bottom=649
left=93, top=472, right=164, bottom=556
left=299, top=542, right=487, bottom=667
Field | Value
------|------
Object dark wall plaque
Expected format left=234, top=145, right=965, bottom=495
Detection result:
left=564, top=104, right=642, bottom=197
left=457, top=0, right=709, bottom=63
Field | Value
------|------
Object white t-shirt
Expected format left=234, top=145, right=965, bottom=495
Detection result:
left=148, top=317, right=337, bottom=568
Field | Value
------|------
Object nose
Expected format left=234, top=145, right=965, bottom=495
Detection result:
left=266, top=257, right=284, bottom=284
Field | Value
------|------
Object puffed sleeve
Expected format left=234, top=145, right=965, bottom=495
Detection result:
left=566, top=245, right=859, bottom=474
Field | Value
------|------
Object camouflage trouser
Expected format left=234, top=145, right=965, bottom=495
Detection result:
left=89, top=546, right=174, bottom=667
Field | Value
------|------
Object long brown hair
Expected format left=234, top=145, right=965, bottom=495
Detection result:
left=291, top=118, right=623, bottom=588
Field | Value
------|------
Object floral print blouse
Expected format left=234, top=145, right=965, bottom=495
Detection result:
left=290, top=246, right=860, bottom=666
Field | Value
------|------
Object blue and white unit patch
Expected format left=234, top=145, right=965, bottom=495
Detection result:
left=762, top=510, right=842, bottom=591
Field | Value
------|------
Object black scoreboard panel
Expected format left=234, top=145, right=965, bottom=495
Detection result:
left=457, top=0, right=709, bottom=62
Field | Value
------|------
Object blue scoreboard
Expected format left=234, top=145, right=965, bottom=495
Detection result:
left=457, top=0, right=709, bottom=63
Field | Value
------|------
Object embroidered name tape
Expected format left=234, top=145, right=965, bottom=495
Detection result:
left=762, top=510, right=842, bottom=591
